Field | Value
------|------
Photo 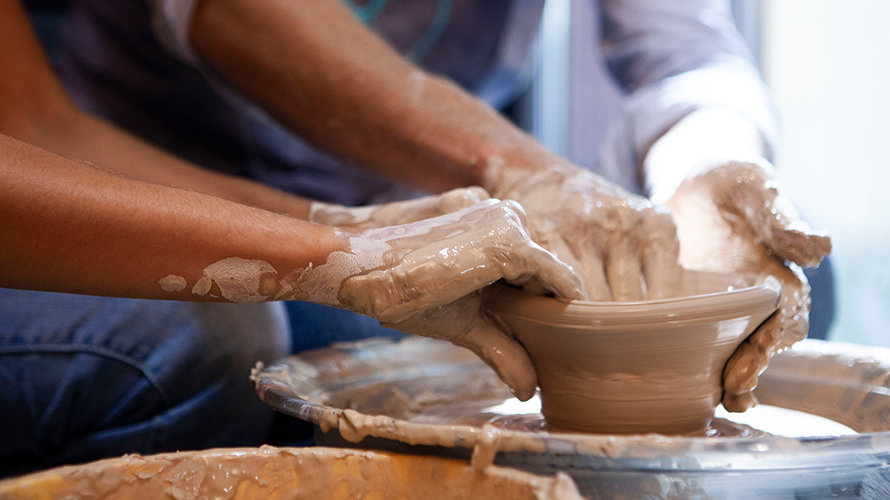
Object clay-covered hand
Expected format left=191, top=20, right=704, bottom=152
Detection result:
left=664, top=160, right=831, bottom=412
left=488, top=160, right=685, bottom=301
left=299, top=198, right=585, bottom=400
left=308, top=187, right=490, bottom=228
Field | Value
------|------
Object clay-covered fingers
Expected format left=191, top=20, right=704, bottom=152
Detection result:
left=382, top=294, right=538, bottom=401
left=436, top=186, right=491, bottom=214
left=603, top=230, right=644, bottom=302
left=722, top=390, right=756, bottom=413
left=715, top=161, right=832, bottom=268
left=309, top=186, right=491, bottom=228
left=548, top=213, right=608, bottom=301
left=559, top=202, right=684, bottom=302
left=458, top=199, right=585, bottom=302
left=640, top=208, right=686, bottom=300
left=369, top=186, right=491, bottom=226
left=722, top=312, right=780, bottom=412
left=723, top=266, right=809, bottom=412
left=602, top=215, right=684, bottom=302
left=500, top=232, right=588, bottom=302
left=575, top=195, right=647, bottom=302
left=492, top=163, right=685, bottom=303
left=569, top=246, right=610, bottom=302
left=753, top=195, right=831, bottom=268
left=338, top=199, right=584, bottom=323
left=724, top=317, right=783, bottom=409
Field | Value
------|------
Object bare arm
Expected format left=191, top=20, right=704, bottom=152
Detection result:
left=0, top=134, right=342, bottom=300
left=190, top=0, right=559, bottom=193
left=0, top=0, right=313, bottom=218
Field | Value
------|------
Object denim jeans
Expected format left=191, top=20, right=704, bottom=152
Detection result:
left=0, top=289, right=289, bottom=478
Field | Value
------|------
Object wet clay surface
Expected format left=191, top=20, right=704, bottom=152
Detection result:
left=483, top=274, right=780, bottom=434
left=0, top=446, right=583, bottom=500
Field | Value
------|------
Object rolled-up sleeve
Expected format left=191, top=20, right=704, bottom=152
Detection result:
left=599, top=0, right=779, bottom=173
left=148, top=0, right=203, bottom=64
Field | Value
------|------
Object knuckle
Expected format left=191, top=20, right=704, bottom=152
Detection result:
left=600, top=202, right=638, bottom=233
left=641, top=209, right=679, bottom=242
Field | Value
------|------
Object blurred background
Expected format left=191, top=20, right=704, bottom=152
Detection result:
left=761, top=0, right=890, bottom=346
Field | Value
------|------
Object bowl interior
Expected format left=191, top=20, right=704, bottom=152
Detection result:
left=486, top=270, right=780, bottom=329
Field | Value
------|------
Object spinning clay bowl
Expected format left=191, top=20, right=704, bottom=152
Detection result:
left=484, top=271, right=781, bottom=435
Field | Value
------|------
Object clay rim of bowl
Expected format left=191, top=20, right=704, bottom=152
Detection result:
left=485, top=271, right=781, bottom=328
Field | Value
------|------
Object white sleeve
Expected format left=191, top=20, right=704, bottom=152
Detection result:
left=147, top=0, right=203, bottom=64
left=597, top=0, right=779, bottom=183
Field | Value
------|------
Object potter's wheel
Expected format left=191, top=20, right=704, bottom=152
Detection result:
left=253, top=338, right=890, bottom=499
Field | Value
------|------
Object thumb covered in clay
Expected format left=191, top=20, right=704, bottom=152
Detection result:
left=665, top=160, right=831, bottom=273
left=705, top=160, right=830, bottom=267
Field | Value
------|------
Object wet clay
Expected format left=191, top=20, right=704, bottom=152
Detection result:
left=484, top=158, right=687, bottom=302
left=158, top=274, right=187, bottom=292
left=191, top=257, right=280, bottom=302
left=484, top=276, right=779, bottom=434
left=334, top=200, right=584, bottom=322
left=0, top=446, right=583, bottom=500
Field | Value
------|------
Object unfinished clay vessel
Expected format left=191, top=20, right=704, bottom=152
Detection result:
left=484, top=271, right=780, bottom=435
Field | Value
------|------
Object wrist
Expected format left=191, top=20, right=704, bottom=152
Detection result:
left=160, top=207, right=348, bottom=304
left=480, top=150, right=574, bottom=199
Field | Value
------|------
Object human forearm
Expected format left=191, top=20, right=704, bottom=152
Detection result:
left=0, top=134, right=341, bottom=301
left=190, top=0, right=558, bottom=193
left=21, top=109, right=315, bottom=218
left=0, top=0, right=313, bottom=219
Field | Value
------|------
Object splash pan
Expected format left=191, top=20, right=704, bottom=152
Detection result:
left=0, top=446, right=582, bottom=500
left=254, top=338, right=890, bottom=499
